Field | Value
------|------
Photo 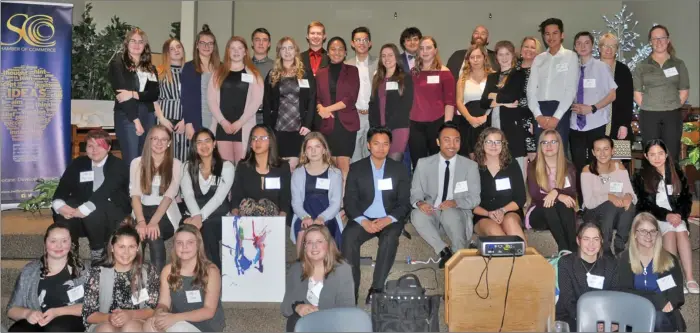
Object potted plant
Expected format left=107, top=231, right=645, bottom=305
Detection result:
left=18, top=178, right=59, bottom=215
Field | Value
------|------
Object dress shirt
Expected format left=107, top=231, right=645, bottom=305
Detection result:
left=632, top=55, right=690, bottom=111
left=309, top=49, right=325, bottom=75
left=354, top=56, right=371, bottom=111
left=569, top=58, right=618, bottom=131
left=434, top=154, right=456, bottom=207
left=406, top=53, right=416, bottom=70
left=180, top=161, right=235, bottom=220
left=527, top=46, right=580, bottom=119
left=52, top=155, right=108, bottom=216
left=354, top=159, right=397, bottom=223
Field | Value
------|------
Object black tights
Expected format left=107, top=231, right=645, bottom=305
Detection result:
left=9, top=315, right=85, bottom=332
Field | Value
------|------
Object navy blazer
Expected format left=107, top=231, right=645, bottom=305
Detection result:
left=262, top=68, right=316, bottom=130
left=368, top=75, right=414, bottom=130
left=314, top=64, right=360, bottom=134
left=181, top=61, right=203, bottom=130
left=107, top=57, right=159, bottom=122
left=400, top=52, right=413, bottom=73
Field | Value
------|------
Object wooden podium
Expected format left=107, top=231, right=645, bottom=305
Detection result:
left=444, top=248, right=555, bottom=332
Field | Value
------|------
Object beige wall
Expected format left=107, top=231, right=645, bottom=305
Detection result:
left=196, top=0, right=234, bottom=59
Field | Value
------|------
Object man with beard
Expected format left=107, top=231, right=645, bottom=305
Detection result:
left=301, top=21, right=330, bottom=76
left=446, top=25, right=499, bottom=81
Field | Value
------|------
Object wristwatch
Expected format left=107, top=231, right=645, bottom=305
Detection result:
left=590, top=105, right=598, bottom=113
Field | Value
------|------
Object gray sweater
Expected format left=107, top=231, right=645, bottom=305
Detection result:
left=281, top=261, right=355, bottom=317
left=7, top=260, right=89, bottom=312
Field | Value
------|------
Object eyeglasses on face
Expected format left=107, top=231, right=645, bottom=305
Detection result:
left=353, top=38, right=370, bottom=44
left=539, top=140, right=559, bottom=146
left=252, top=136, right=269, bottom=142
left=636, top=229, right=658, bottom=238
left=650, top=37, right=669, bottom=43
left=129, top=39, right=145, bottom=45
left=198, top=41, right=215, bottom=48
left=485, top=139, right=503, bottom=146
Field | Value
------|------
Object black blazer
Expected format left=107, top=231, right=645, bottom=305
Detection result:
left=479, top=69, right=526, bottom=111
left=446, top=48, right=499, bottom=82
left=368, top=75, right=414, bottom=130
left=344, top=157, right=411, bottom=223
left=300, top=49, right=330, bottom=75
left=53, top=154, right=131, bottom=213
left=262, top=68, right=316, bottom=130
left=610, top=61, right=634, bottom=140
left=632, top=166, right=692, bottom=223
left=108, top=57, right=160, bottom=121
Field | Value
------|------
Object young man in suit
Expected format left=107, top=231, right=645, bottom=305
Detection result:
left=399, top=27, right=422, bottom=73
left=342, top=126, right=411, bottom=305
left=446, top=25, right=499, bottom=80
left=410, top=122, right=480, bottom=268
left=300, top=21, right=330, bottom=76
left=347, top=27, right=379, bottom=163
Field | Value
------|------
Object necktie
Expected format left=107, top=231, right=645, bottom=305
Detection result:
left=441, top=160, right=450, bottom=202
left=576, top=65, right=586, bottom=130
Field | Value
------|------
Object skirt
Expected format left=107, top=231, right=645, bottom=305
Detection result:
left=326, top=116, right=357, bottom=158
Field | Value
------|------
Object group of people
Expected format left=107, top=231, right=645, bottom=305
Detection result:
left=5, top=14, right=696, bottom=333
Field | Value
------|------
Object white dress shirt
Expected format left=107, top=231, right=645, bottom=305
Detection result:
left=434, top=154, right=457, bottom=207
left=527, top=46, right=580, bottom=119
left=355, top=56, right=371, bottom=111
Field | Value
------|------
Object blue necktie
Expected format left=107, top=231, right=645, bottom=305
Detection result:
left=576, top=65, right=586, bottom=130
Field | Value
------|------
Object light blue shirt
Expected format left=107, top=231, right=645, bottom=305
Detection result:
left=569, top=57, right=618, bottom=131
left=354, top=159, right=397, bottom=224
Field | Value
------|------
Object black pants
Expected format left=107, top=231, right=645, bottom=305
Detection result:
left=53, top=199, right=127, bottom=253
left=409, top=118, right=443, bottom=168
left=569, top=125, right=607, bottom=200
left=640, top=109, right=682, bottom=162
left=285, top=313, right=301, bottom=332
left=583, top=201, right=635, bottom=256
left=530, top=202, right=578, bottom=252
left=533, top=101, right=572, bottom=158
left=341, top=221, right=404, bottom=303
left=201, top=216, right=223, bottom=270
left=142, top=205, right=176, bottom=273
left=9, top=315, right=85, bottom=332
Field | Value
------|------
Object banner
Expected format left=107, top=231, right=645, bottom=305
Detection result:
left=0, top=1, right=73, bottom=205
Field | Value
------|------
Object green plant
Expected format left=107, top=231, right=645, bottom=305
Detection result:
left=170, top=21, right=181, bottom=40
left=680, top=122, right=700, bottom=170
left=18, top=179, right=59, bottom=215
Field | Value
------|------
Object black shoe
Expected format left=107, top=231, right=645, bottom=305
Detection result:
left=365, top=288, right=383, bottom=305
left=439, top=247, right=453, bottom=269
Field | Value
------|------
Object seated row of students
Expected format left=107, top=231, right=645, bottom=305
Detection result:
left=6, top=223, right=224, bottom=332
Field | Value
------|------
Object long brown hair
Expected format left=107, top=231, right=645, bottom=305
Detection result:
left=140, top=125, right=174, bottom=195
left=372, top=43, right=406, bottom=99
left=269, top=37, right=306, bottom=87
left=474, top=127, right=512, bottom=168
left=97, top=225, right=145, bottom=297
left=534, top=129, right=569, bottom=191
left=158, top=38, right=186, bottom=82
left=297, top=132, right=336, bottom=168
left=121, top=28, right=156, bottom=74
left=214, top=36, right=261, bottom=89
left=412, top=36, right=442, bottom=74
left=167, top=224, right=212, bottom=292
left=493, top=40, right=516, bottom=88
left=648, top=25, right=676, bottom=57
left=641, top=139, right=681, bottom=195
left=298, top=225, right=344, bottom=281
left=459, top=44, right=494, bottom=84
left=41, top=223, right=83, bottom=279
left=193, top=24, right=221, bottom=74
left=628, top=213, right=675, bottom=274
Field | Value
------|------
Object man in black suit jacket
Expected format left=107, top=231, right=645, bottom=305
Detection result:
left=300, top=21, right=330, bottom=76
left=342, top=126, right=411, bottom=305
left=446, top=25, right=499, bottom=80
left=399, top=27, right=422, bottom=73
left=52, top=130, right=131, bottom=261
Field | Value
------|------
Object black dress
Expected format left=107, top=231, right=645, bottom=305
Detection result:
left=216, top=69, right=248, bottom=142
left=325, top=63, right=356, bottom=158
left=474, top=161, right=527, bottom=225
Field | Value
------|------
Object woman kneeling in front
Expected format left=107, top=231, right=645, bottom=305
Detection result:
left=281, top=225, right=354, bottom=332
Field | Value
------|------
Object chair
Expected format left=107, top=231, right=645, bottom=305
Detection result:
left=576, top=291, right=656, bottom=332
left=294, top=307, right=373, bottom=332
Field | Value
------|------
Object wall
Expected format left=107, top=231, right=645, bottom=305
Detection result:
left=196, top=0, right=234, bottom=59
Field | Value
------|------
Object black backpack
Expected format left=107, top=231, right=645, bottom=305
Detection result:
left=370, top=273, right=441, bottom=332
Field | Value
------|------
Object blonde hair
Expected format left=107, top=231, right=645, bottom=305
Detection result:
left=298, top=225, right=344, bottom=281
left=158, top=38, right=186, bottom=82
left=519, top=36, right=544, bottom=57
left=140, top=125, right=174, bottom=195
left=214, top=36, right=261, bottom=89
left=269, top=37, right=306, bottom=87
left=412, top=36, right=443, bottom=74
left=297, top=132, right=336, bottom=168
left=598, top=33, right=619, bottom=50
left=167, top=224, right=213, bottom=292
left=459, top=44, right=495, bottom=84
left=534, top=129, right=569, bottom=191
left=628, top=212, right=675, bottom=274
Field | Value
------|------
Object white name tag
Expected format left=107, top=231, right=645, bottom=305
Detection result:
left=556, top=63, right=569, bottom=72
left=657, top=274, right=677, bottom=291
left=666, top=184, right=674, bottom=195
left=378, top=178, right=393, bottom=191
left=265, top=177, right=281, bottom=190
left=152, top=175, right=161, bottom=186
left=583, top=79, right=596, bottom=88
left=67, top=285, right=85, bottom=302
left=663, top=67, right=678, bottom=78
left=298, top=79, right=310, bottom=88
left=427, top=75, right=440, bottom=84
left=241, top=73, right=254, bottom=83
left=454, top=181, right=468, bottom=194
left=186, top=290, right=202, bottom=303
left=386, top=81, right=399, bottom=90
left=131, top=288, right=149, bottom=305
left=609, top=181, right=623, bottom=193
left=565, top=177, right=571, bottom=188
left=316, top=177, right=330, bottom=190
left=587, top=274, right=605, bottom=289
left=80, top=171, right=94, bottom=183
left=495, top=178, right=511, bottom=191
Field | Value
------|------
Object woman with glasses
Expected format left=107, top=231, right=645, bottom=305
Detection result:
left=472, top=128, right=526, bottom=241
left=599, top=33, right=634, bottom=144
left=156, top=38, right=188, bottom=161
left=230, top=125, right=291, bottom=223
left=633, top=25, right=690, bottom=162
left=526, top=130, right=578, bottom=252
left=618, top=212, right=686, bottom=331
left=632, top=139, right=697, bottom=294
left=182, top=25, right=221, bottom=140
left=281, top=225, right=353, bottom=332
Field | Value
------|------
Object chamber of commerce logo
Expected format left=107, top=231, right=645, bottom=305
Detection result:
left=1, top=13, right=56, bottom=47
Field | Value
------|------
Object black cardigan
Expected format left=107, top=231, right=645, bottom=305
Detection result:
left=261, top=68, right=316, bottom=130
left=610, top=61, right=634, bottom=140
left=632, top=165, right=692, bottom=224
left=52, top=154, right=131, bottom=213
left=108, top=57, right=160, bottom=121
left=368, top=75, right=414, bottom=130
left=230, top=160, right=292, bottom=223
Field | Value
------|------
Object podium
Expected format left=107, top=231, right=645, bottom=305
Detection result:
left=444, top=248, right=555, bottom=332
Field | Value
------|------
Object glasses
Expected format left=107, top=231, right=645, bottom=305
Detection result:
left=198, top=41, right=215, bottom=48
left=252, top=136, right=269, bottom=142
left=129, top=39, right=145, bottom=45
left=540, top=140, right=559, bottom=146
left=636, top=229, right=658, bottom=238
left=150, top=137, right=170, bottom=144
left=601, top=44, right=617, bottom=50
left=485, top=139, right=503, bottom=146
left=304, top=239, right=326, bottom=249
left=353, top=38, right=370, bottom=44
left=650, top=37, right=669, bottom=43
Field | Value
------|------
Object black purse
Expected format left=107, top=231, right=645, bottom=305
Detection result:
left=371, top=273, right=441, bottom=332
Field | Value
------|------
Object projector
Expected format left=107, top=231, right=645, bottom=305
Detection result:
left=477, top=236, right=525, bottom=257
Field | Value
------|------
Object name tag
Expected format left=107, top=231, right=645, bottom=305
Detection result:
left=609, top=181, right=623, bottom=193
left=265, top=177, right=281, bottom=190
left=186, top=290, right=202, bottom=303
left=663, top=67, right=678, bottom=78
left=666, top=184, right=674, bottom=195
left=386, top=81, right=399, bottom=90
left=67, top=285, right=84, bottom=302
left=556, top=63, right=569, bottom=72
left=80, top=171, right=94, bottom=183
left=427, top=75, right=440, bottom=84
left=587, top=274, right=605, bottom=289
left=131, top=288, right=149, bottom=305
left=241, top=73, right=254, bottom=83
left=298, top=79, right=310, bottom=88
left=583, top=79, right=596, bottom=88
left=657, top=274, right=677, bottom=291
left=454, top=181, right=468, bottom=193
left=316, top=177, right=330, bottom=190
left=495, top=178, right=511, bottom=191
left=565, top=177, right=571, bottom=188
left=152, top=175, right=161, bottom=186
left=377, top=178, right=393, bottom=191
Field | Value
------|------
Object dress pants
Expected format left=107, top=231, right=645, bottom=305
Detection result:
left=114, top=105, right=156, bottom=166
left=408, top=118, right=443, bottom=167
left=639, top=109, right=683, bottom=162
left=351, top=113, right=370, bottom=163
left=569, top=125, right=607, bottom=200
left=53, top=199, right=127, bottom=259
left=200, top=216, right=223, bottom=270
left=533, top=101, right=572, bottom=158
left=583, top=201, right=635, bottom=255
left=410, top=208, right=471, bottom=254
left=529, top=202, right=578, bottom=252
left=341, top=220, right=403, bottom=303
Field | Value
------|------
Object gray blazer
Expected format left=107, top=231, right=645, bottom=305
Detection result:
left=345, top=54, right=378, bottom=77
left=7, top=260, right=89, bottom=312
left=281, top=262, right=355, bottom=317
left=290, top=166, right=344, bottom=243
left=410, top=153, right=481, bottom=212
